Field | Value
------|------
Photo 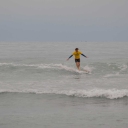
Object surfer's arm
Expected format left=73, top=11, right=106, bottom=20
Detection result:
left=67, top=55, right=73, bottom=60
left=81, top=54, right=88, bottom=58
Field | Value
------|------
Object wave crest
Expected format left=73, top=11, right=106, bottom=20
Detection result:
left=0, top=88, right=128, bottom=99
left=0, top=63, right=91, bottom=73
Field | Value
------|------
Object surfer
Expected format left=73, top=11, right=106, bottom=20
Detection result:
left=67, top=48, right=88, bottom=70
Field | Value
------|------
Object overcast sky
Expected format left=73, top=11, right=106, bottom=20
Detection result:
left=0, top=0, right=128, bottom=42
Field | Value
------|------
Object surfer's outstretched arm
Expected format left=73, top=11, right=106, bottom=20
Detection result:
left=67, top=55, right=73, bottom=60
left=81, top=54, right=88, bottom=58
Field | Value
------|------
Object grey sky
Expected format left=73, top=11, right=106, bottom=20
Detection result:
left=0, top=0, right=128, bottom=41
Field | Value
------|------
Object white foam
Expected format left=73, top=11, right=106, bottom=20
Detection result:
left=0, top=63, right=13, bottom=66
left=104, top=73, right=120, bottom=78
left=0, top=88, right=128, bottom=99
left=82, top=65, right=93, bottom=73
left=118, top=64, right=128, bottom=71
left=47, top=89, right=128, bottom=99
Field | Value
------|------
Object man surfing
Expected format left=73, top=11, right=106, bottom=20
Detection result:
left=67, top=48, right=88, bottom=71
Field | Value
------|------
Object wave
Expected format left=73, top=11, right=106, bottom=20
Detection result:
left=0, top=63, right=91, bottom=73
left=1, top=88, right=128, bottom=99
left=0, top=62, right=127, bottom=76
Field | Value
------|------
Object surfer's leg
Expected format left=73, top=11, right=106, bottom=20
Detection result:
left=75, top=59, right=80, bottom=70
left=78, top=62, right=80, bottom=70
left=76, top=62, right=80, bottom=70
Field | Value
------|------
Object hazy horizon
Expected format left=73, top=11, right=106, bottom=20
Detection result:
left=0, top=0, right=128, bottom=42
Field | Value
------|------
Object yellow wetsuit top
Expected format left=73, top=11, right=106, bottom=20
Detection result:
left=72, top=51, right=82, bottom=59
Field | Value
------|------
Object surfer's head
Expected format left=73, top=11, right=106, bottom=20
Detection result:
left=75, top=48, right=79, bottom=51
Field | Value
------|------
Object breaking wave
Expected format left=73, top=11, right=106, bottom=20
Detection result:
left=0, top=62, right=127, bottom=74
left=0, top=63, right=91, bottom=73
left=0, top=88, right=128, bottom=99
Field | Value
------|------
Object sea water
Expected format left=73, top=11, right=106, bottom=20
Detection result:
left=0, top=42, right=128, bottom=128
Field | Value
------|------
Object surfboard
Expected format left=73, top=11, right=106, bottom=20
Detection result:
left=76, top=69, right=90, bottom=74
left=83, top=69, right=89, bottom=73
left=80, top=68, right=90, bottom=73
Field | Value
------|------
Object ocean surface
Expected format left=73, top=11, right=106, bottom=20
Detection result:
left=0, top=41, right=128, bottom=128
